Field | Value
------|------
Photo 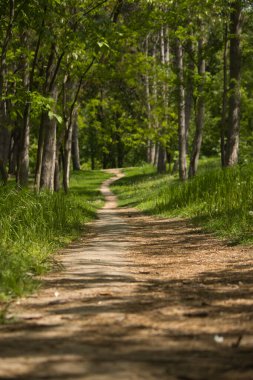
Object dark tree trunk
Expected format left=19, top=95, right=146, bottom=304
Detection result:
left=9, top=127, right=19, bottom=175
left=0, top=127, right=10, bottom=184
left=72, top=118, right=80, bottom=171
left=225, top=0, right=242, bottom=166
left=157, top=144, right=166, bottom=173
left=0, top=0, right=15, bottom=184
left=54, top=153, right=60, bottom=192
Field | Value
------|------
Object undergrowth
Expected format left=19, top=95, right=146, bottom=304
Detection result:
left=112, top=163, right=253, bottom=244
left=0, top=170, right=110, bottom=301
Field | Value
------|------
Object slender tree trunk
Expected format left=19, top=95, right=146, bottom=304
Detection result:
left=40, top=110, right=57, bottom=191
left=157, top=26, right=169, bottom=173
left=9, top=127, right=19, bottom=175
left=176, top=38, right=187, bottom=181
left=72, top=118, right=80, bottom=170
left=63, top=108, right=77, bottom=193
left=17, top=103, right=30, bottom=186
left=0, top=128, right=10, bottom=184
left=145, top=35, right=155, bottom=164
left=225, top=0, right=242, bottom=166
left=0, top=0, right=15, bottom=184
left=189, top=36, right=206, bottom=177
left=17, top=32, right=30, bottom=187
left=152, top=39, right=159, bottom=167
left=18, top=19, right=43, bottom=187
left=54, top=153, right=60, bottom=192
left=185, top=39, right=194, bottom=149
left=157, top=144, right=166, bottom=173
left=221, top=23, right=228, bottom=167
left=34, top=112, right=46, bottom=192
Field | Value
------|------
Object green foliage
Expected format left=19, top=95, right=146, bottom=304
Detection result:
left=0, top=170, right=110, bottom=301
left=113, top=162, right=253, bottom=244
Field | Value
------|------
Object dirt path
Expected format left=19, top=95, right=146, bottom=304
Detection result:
left=0, top=169, right=253, bottom=380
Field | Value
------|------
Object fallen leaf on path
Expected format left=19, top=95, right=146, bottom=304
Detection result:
left=214, top=335, right=224, bottom=343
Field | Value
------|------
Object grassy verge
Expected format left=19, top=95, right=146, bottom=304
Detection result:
left=112, top=163, right=253, bottom=244
left=0, top=170, right=110, bottom=301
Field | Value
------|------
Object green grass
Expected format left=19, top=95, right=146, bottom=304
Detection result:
left=0, top=170, right=110, bottom=301
left=112, top=163, right=253, bottom=244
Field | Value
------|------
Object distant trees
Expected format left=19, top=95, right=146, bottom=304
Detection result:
left=0, top=0, right=251, bottom=189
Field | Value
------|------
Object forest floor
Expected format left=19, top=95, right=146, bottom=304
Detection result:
left=0, top=169, right=253, bottom=380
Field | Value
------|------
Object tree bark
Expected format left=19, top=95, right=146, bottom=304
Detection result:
left=35, top=43, right=64, bottom=192
left=18, top=15, right=44, bottom=187
left=9, top=127, right=19, bottom=175
left=63, top=108, right=77, bottom=193
left=40, top=109, right=57, bottom=191
left=221, top=23, right=228, bottom=167
left=0, top=0, right=15, bottom=184
left=145, top=36, right=153, bottom=164
left=34, top=112, right=46, bottom=193
left=0, top=128, right=10, bottom=184
left=225, top=0, right=242, bottom=166
left=17, top=33, right=30, bottom=187
left=176, top=38, right=187, bottom=181
left=72, top=117, right=81, bottom=170
left=185, top=39, right=194, bottom=150
left=157, top=26, right=168, bottom=174
left=189, top=36, right=206, bottom=177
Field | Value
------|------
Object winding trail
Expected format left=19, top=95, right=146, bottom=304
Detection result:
left=1, top=169, right=253, bottom=380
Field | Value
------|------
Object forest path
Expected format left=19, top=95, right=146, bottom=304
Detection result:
left=1, top=169, right=253, bottom=380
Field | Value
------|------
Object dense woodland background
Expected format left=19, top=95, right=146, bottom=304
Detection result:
left=0, top=0, right=252, bottom=192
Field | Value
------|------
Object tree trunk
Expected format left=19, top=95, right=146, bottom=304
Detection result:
left=157, top=26, right=169, bottom=174
left=189, top=36, right=206, bottom=177
left=221, top=23, right=228, bottom=167
left=0, top=127, right=10, bottom=184
left=115, top=121, right=124, bottom=168
left=54, top=153, right=60, bottom=192
left=35, top=43, right=64, bottom=192
left=185, top=39, right=194, bottom=150
left=157, top=144, right=166, bottom=173
left=72, top=118, right=80, bottom=170
left=40, top=112, right=57, bottom=192
left=176, top=38, right=187, bottom=181
left=225, top=0, right=242, bottom=166
left=17, top=102, right=30, bottom=186
left=9, top=127, right=19, bottom=175
left=145, top=35, right=156, bottom=165
left=0, top=0, right=15, bottom=184
left=34, top=112, right=46, bottom=192
left=63, top=108, right=77, bottom=193
left=18, top=22, right=43, bottom=187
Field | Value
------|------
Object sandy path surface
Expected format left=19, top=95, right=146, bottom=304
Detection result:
left=0, top=169, right=253, bottom=380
